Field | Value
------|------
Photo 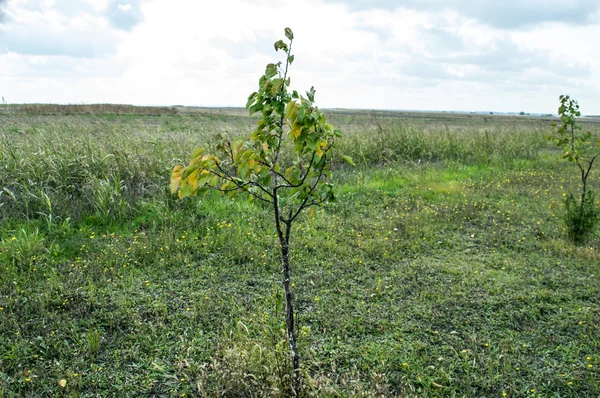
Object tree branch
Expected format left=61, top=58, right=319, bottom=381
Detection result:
left=213, top=163, right=273, bottom=204
left=226, top=141, right=235, bottom=164
left=584, top=153, right=600, bottom=181
left=286, top=154, right=328, bottom=223
left=274, top=151, right=318, bottom=190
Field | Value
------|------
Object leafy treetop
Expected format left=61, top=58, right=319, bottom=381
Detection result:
left=171, top=28, right=352, bottom=224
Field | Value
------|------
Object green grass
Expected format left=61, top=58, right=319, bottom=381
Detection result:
left=1, top=110, right=599, bottom=397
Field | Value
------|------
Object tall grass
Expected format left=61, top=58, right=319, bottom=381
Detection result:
left=336, top=120, right=549, bottom=165
left=0, top=103, right=178, bottom=116
left=0, top=111, right=563, bottom=226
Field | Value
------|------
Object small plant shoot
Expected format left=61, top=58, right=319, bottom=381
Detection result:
left=170, top=27, right=351, bottom=395
left=550, top=95, right=600, bottom=244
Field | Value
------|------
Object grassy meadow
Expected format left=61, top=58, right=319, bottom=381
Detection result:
left=1, top=106, right=599, bottom=397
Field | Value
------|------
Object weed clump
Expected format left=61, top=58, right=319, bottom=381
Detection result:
left=565, top=190, right=599, bottom=244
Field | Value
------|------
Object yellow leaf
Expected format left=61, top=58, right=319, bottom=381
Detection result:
left=171, top=165, right=183, bottom=176
left=58, top=379, right=67, bottom=388
left=286, top=101, right=297, bottom=120
left=170, top=178, right=181, bottom=194
left=170, top=165, right=183, bottom=194
left=291, top=123, right=302, bottom=139
left=187, top=169, right=200, bottom=190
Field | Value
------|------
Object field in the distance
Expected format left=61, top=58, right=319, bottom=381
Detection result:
left=1, top=106, right=599, bottom=397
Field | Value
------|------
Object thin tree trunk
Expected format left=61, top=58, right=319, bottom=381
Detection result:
left=580, top=180, right=587, bottom=217
left=573, top=124, right=587, bottom=218
left=579, top=161, right=588, bottom=219
left=279, top=233, right=300, bottom=395
left=272, top=186, right=301, bottom=396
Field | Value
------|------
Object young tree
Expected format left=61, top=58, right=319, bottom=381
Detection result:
left=170, top=28, right=352, bottom=395
left=550, top=95, right=600, bottom=243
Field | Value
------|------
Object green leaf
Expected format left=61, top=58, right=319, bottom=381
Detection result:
left=207, top=189, right=222, bottom=201
left=327, top=191, right=336, bottom=202
left=179, top=183, right=192, bottom=199
left=262, top=173, right=272, bottom=187
left=239, top=164, right=250, bottom=179
left=191, top=147, right=205, bottom=159
left=265, top=63, right=277, bottom=78
left=274, top=40, right=288, bottom=52
left=246, top=92, right=257, bottom=109
left=272, top=78, right=284, bottom=90
left=306, top=136, right=318, bottom=150
left=341, top=155, right=356, bottom=166
left=249, top=103, right=263, bottom=114
left=307, top=86, right=316, bottom=102
left=285, top=27, right=294, bottom=40
left=196, top=175, right=210, bottom=189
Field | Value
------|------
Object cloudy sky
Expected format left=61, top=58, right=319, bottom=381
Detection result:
left=1, top=0, right=599, bottom=113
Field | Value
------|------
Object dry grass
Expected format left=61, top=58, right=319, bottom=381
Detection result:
left=0, top=103, right=178, bottom=116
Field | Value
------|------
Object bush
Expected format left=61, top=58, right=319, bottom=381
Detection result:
left=565, top=190, right=599, bottom=244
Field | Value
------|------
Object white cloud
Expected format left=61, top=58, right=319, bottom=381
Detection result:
left=105, top=0, right=142, bottom=30
left=0, top=0, right=599, bottom=113
left=324, top=0, right=600, bottom=29
left=0, top=0, right=123, bottom=57
left=117, top=4, right=133, bottom=12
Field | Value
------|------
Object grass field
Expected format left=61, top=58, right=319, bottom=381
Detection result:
left=1, top=106, right=599, bottom=397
